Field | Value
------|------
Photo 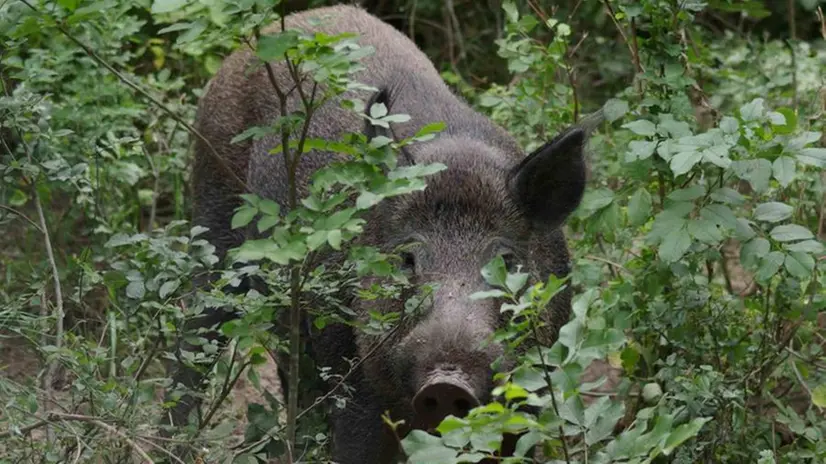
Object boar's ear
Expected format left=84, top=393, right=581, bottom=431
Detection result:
left=508, top=127, right=586, bottom=228
left=364, top=88, right=392, bottom=141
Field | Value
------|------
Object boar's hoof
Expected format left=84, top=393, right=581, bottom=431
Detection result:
left=412, top=372, right=480, bottom=431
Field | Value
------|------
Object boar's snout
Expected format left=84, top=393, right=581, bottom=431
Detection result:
left=412, top=369, right=480, bottom=430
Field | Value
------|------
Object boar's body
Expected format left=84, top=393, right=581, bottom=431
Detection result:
left=183, top=5, right=590, bottom=463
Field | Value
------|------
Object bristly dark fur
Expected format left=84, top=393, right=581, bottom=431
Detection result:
left=172, top=5, right=601, bottom=463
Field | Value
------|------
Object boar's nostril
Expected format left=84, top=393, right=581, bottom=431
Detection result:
left=412, top=373, right=480, bottom=430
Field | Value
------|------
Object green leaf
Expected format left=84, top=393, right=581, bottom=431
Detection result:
left=627, top=188, right=653, bottom=226
left=662, top=417, right=712, bottom=455
left=741, top=238, right=770, bottom=268
left=627, top=140, right=657, bottom=162
left=622, top=119, right=657, bottom=136
left=126, top=280, right=145, bottom=300
left=658, top=117, right=692, bottom=138
left=753, top=202, right=793, bottom=223
left=688, top=218, right=723, bottom=243
left=796, top=148, right=826, bottom=168
left=481, top=256, right=508, bottom=289
left=702, top=145, right=732, bottom=169
left=783, top=240, right=825, bottom=254
left=327, top=229, right=342, bottom=250
left=719, top=116, right=739, bottom=134
left=755, top=251, right=785, bottom=281
left=812, top=385, right=826, bottom=408
left=667, top=185, right=705, bottom=202
left=770, top=224, right=814, bottom=242
left=151, top=0, right=189, bottom=14
left=784, top=252, right=815, bottom=279
left=772, top=107, right=798, bottom=134
left=231, top=206, right=258, bottom=229
left=700, top=204, right=739, bottom=230
left=669, top=150, right=703, bottom=176
left=603, top=98, right=629, bottom=122
left=732, top=159, right=772, bottom=193
left=772, top=156, right=796, bottom=187
left=159, top=279, right=181, bottom=299
left=740, top=98, right=765, bottom=121
left=401, top=430, right=457, bottom=464
left=257, top=215, right=279, bottom=233
left=710, top=187, right=745, bottom=206
left=502, top=1, right=519, bottom=23
left=659, top=226, right=692, bottom=262
left=257, top=31, right=300, bottom=62
left=259, top=199, right=281, bottom=216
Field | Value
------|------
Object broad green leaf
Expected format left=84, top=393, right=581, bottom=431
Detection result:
left=231, top=206, right=258, bottom=229
left=658, top=117, right=692, bottom=138
left=159, top=279, right=181, bottom=299
left=734, top=217, right=757, bottom=241
left=327, top=229, right=343, bottom=250
left=258, top=199, right=281, bottom=216
left=773, top=107, right=798, bottom=134
left=659, top=226, right=692, bottom=262
left=667, top=185, right=705, bottom=202
left=796, top=148, right=826, bottom=168
left=481, top=256, right=508, bottom=289
left=741, top=238, right=770, bottom=268
left=710, top=187, right=745, bottom=206
left=755, top=251, right=785, bottom=281
left=784, top=252, right=815, bottom=279
left=669, top=150, right=703, bottom=176
left=662, top=418, right=712, bottom=455
left=627, top=188, right=653, bottom=226
left=622, top=119, right=657, bottom=136
left=702, top=145, right=732, bottom=169
left=770, top=224, right=814, bottom=242
left=701, top=204, right=739, bottom=229
left=257, top=215, right=279, bottom=233
left=151, top=0, right=188, bottom=14
left=257, top=31, right=300, bottom=62
left=126, top=280, right=145, bottom=300
left=784, top=240, right=825, bottom=254
left=740, top=98, right=765, bottom=121
left=688, top=218, right=723, bottom=243
left=719, top=116, right=739, bottom=134
left=603, top=98, right=629, bottom=122
left=401, top=430, right=458, bottom=464
left=812, top=384, right=826, bottom=408
left=772, top=156, right=796, bottom=187
left=753, top=202, right=793, bottom=223
left=627, top=140, right=657, bottom=162
left=732, top=159, right=772, bottom=192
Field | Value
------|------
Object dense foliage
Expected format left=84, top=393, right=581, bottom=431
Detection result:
left=1, top=0, right=825, bottom=463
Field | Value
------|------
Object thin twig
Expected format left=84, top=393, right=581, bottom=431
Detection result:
left=0, top=204, right=44, bottom=233
left=1, top=413, right=154, bottom=463
left=601, top=0, right=644, bottom=78
left=141, top=145, right=160, bottom=231
left=585, top=255, right=630, bottom=275
left=788, top=342, right=822, bottom=413
left=531, top=322, right=571, bottom=463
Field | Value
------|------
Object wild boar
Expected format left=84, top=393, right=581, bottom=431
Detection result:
left=170, top=4, right=599, bottom=462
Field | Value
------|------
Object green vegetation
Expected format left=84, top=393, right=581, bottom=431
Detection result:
left=1, top=0, right=825, bottom=462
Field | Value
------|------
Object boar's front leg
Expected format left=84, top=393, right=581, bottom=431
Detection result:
left=329, top=376, right=401, bottom=464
